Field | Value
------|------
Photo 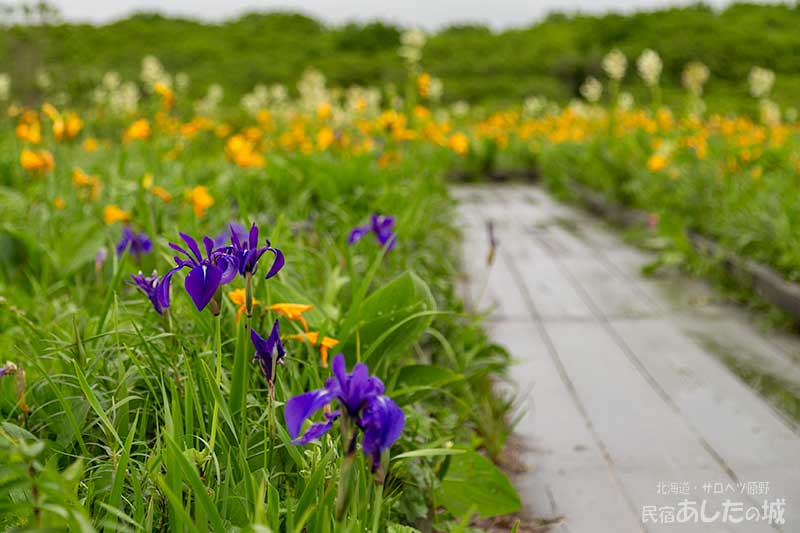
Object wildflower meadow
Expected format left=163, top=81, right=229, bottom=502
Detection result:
left=3, top=2, right=800, bottom=532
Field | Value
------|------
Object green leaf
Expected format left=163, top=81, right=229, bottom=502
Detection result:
left=164, top=434, right=226, bottom=532
left=341, top=271, right=436, bottom=363
left=434, top=451, right=520, bottom=519
left=392, top=448, right=465, bottom=461
left=392, top=364, right=463, bottom=396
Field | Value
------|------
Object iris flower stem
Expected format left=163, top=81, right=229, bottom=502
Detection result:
left=370, top=482, right=383, bottom=533
left=237, top=314, right=253, bottom=444
left=208, top=313, right=223, bottom=453
left=266, top=380, right=276, bottom=471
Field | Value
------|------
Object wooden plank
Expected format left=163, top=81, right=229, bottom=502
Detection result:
left=560, top=256, right=660, bottom=318
left=455, top=185, right=800, bottom=531
left=511, top=256, right=595, bottom=320
left=491, top=320, right=643, bottom=532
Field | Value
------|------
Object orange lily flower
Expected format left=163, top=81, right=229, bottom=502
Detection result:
left=269, top=303, right=313, bottom=332
left=287, top=331, right=340, bottom=368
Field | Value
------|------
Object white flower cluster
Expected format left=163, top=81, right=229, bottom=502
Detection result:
left=240, top=83, right=290, bottom=116
left=241, top=84, right=269, bottom=116
left=681, top=61, right=710, bottom=96
left=580, top=76, right=603, bottom=103
left=451, top=100, right=470, bottom=117
left=195, top=84, right=224, bottom=115
left=0, top=73, right=10, bottom=100
left=399, top=29, right=426, bottom=69
left=140, top=55, right=171, bottom=91
left=618, top=91, right=634, bottom=111
left=35, top=69, right=52, bottom=91
left=748, top=66, right=774, bottom=98
left=603, top=49, right=627, bottom=81
left=345, top=86, right=381, bottom=116
left=297, top=69, right=332, bottom=112
left=759, top=98, right=781, bottom=126
left=93, top=71, right=140, bottom=114
left=523, top=96, right=560, bottom=117
left=637, top=49, right=663, bottom=87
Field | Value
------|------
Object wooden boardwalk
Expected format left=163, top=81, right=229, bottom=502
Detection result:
left=455, top=185, right=800, bottom=533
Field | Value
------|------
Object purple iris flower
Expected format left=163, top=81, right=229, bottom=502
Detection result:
left=284, top=354, right=405, bottom=471
left=251, top=319, right=286, bottom=383
left=222, top=222, right=285, bottom=278
left=213, top=222, right=247, bottom=248
left=348, top=214, right=397, bottom=251
left=129, top=269, right=178, bottom=315
left=116, top=227, right=153, bottom=257
left=169, top=232, right=239, bottom=312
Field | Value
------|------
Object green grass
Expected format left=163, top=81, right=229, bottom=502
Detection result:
left=0, top=116, right=519, bottom=529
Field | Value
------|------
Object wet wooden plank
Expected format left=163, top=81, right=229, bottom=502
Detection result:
left=454, top=185, right=800, bottom=532
left=491, top=319, right=643, bottom=532
left=560, top=257, right=660, bottom=318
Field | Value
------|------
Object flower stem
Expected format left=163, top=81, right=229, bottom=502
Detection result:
left=208, top=313, right=223, bottom=453
left=371, top=482, right=384, bottom=533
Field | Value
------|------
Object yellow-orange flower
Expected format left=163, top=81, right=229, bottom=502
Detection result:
left=152, top=186, right=172, bottom=203
left=20, top=148, right=54, bottom=174
left=317, top=127, right=335, bottom=151
left=647, top=153, right=668, bottom=172
left=225, top=134, right=265, bottom=168
left=83, top=137, right=100, bottom=152
left=270, top=303, right=313, bottom=331
left=123, top=118, right=151, bottom=143
left=53, top=196, right=66, bottom=210
left=16, top=121, right=41, bottom=144
left=316, top=102, right=332, bottom=120
left=72, top=168, right=101, bottom=200
left=448, top=132, right=469, bottom=155
left=154, top=82, right=174, bottom=109
left=41, top=103, right=59, bottom=121
left=286, top=331, right=340, bottom=368
left=417, top=72, right=431, bottom=98
left=53, top=112, right=83, bottom=140
left=186, top=185, right=214, bottom=219
left=103, top=204, right=130, bottom=225
left=228, top=289, right=260, bottom=321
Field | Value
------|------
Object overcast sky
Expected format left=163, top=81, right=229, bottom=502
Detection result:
left=25, top=0, right=781, bottom=30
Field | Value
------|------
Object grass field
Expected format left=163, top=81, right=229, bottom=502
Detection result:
left=3, top=12, right=800, bottom=531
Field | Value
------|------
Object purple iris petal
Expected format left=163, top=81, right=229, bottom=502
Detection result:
left=349, top=213, right=397, bottom=251
left=294, top=420, right=336, bottom=445
left=215, top=253, right=240, bottom=284
left=223, top=222, right=284, bottom=278
left=169, top=231, right=240, bottom=311
left=251, top=319, right=286, bottom=383
left=285, top=388, right=337, bottom=440
left=360, top=395, right=405, bottom=471
left=184, top=263, right=221, bottom=311
left=263, top=242, right=284, bottom=279
left=179, top=232, right=204, bottom=262
left=116, top=227, right=153, bottom=257
left=129, top=269, right=175, bottom=315
left=214, top=222, right=247, bottom=248
left=283, top=353, right=404, bottom=471
left=328, top=355, right=385, bottom=416
left=348, top=225, right=370, bottom=245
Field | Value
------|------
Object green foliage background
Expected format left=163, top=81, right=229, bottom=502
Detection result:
left=3, top=3, right=800, bottom=112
